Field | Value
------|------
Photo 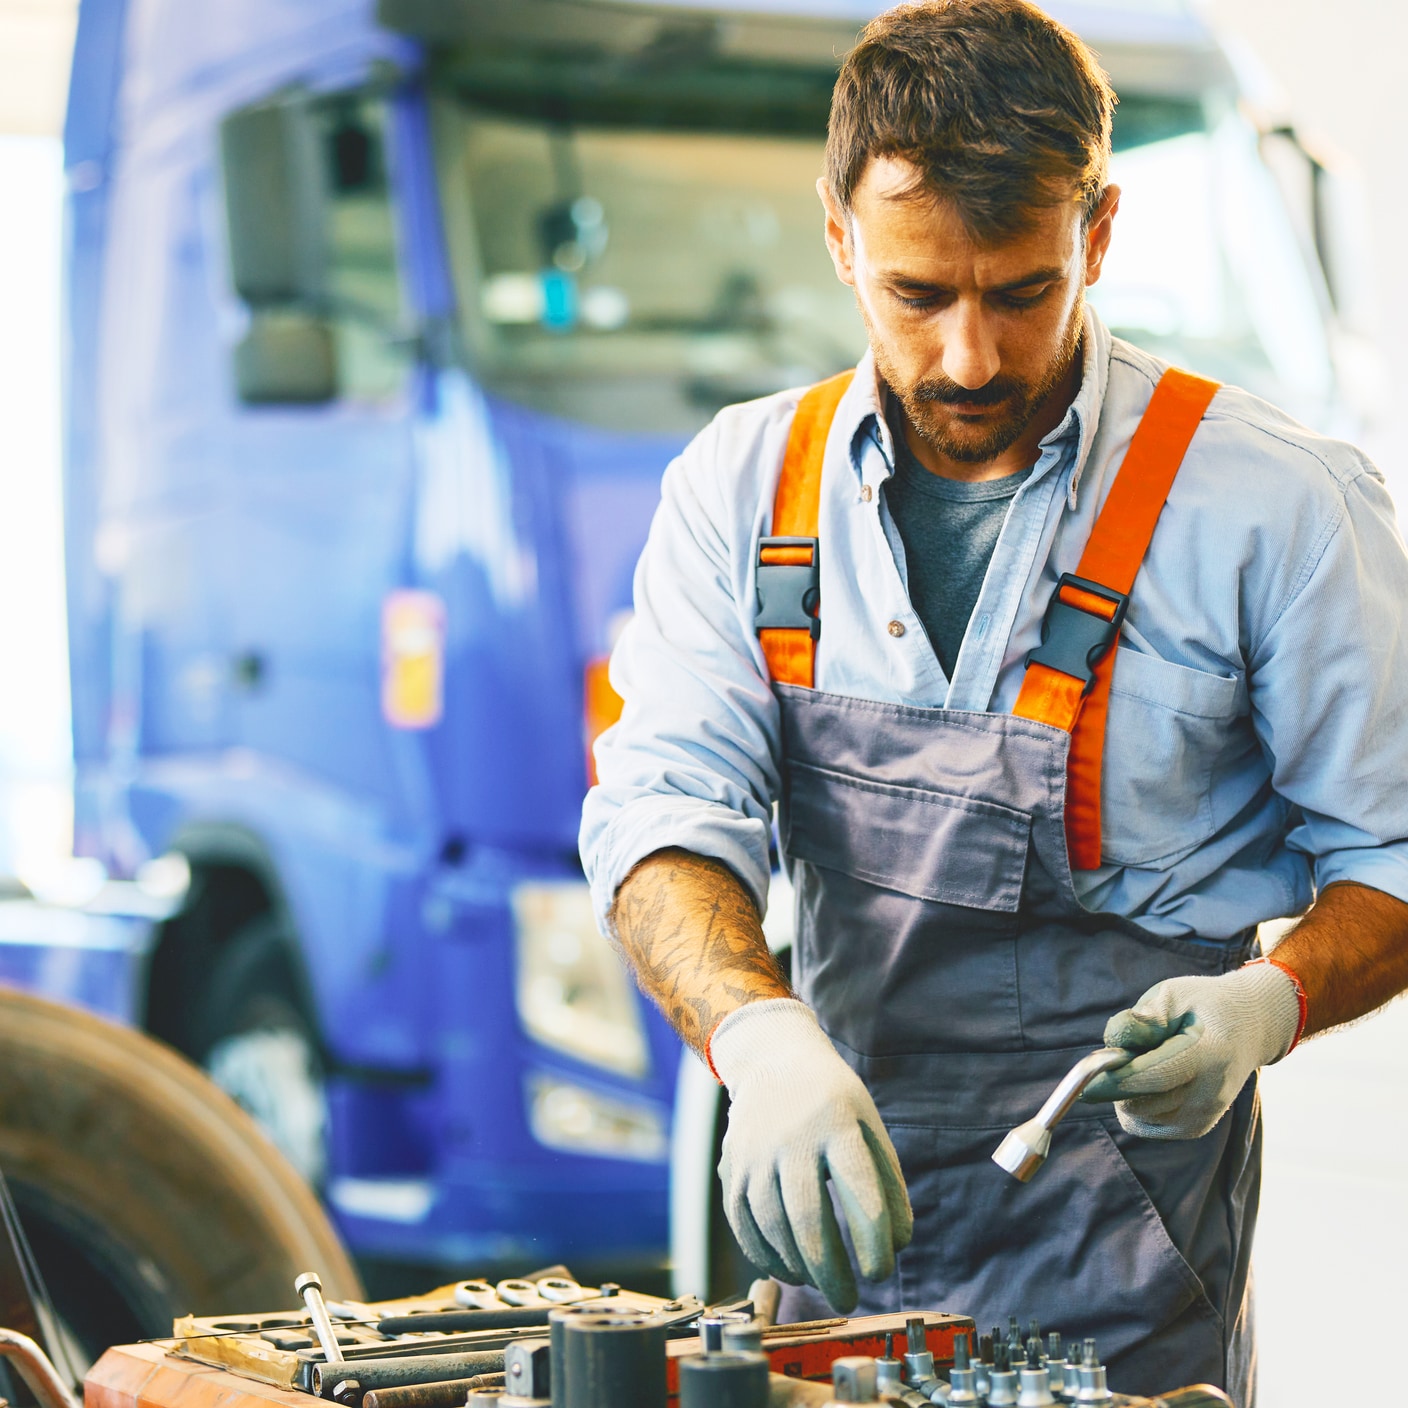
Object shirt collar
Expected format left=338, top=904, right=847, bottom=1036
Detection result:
left=840, top=303, right=1113, bottom=510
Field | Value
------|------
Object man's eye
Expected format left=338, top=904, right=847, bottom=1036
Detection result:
left=996, top=287, right=1050, bottom=310
left=892, top=290, right=942, bottom=310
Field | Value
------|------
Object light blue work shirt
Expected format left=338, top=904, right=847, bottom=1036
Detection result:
left=580, top=307, right=1408, bottom=942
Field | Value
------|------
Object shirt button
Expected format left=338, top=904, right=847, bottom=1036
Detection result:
left=887, top=620, right=906, bottom=638
left=860, top=484, right=873, bottom=502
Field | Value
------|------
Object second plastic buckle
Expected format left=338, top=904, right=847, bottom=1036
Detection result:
left=1025, top=573, right=1127, bottom=693
left=755, top=536, right=820, bottom=640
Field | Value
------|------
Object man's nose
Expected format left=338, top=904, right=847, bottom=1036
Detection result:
left=940, top=303, right=1000, bottom=390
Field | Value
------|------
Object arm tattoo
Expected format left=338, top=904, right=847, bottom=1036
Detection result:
left=609, top=848, right=793, bottom=1053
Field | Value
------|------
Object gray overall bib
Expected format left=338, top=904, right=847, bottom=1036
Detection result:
left=759, top=371, right=1258, bottom=1405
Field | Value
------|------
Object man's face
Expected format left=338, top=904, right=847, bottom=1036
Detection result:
left=821, top=158, right=1118, bottom=466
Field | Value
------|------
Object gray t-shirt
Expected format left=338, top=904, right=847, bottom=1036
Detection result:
left=884, top=426, right=1033, bottom=678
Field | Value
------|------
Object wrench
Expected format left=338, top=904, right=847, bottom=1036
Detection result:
left=991, top=1047, right=1133, bottom=1182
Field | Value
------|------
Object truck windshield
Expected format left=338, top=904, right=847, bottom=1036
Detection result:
left=432, top=92, right=1333, bottom=434
left=433, top=101, right=863, bottom=433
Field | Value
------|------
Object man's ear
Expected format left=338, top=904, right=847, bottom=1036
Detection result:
left=1084, top=184, right=1120, bottom=287
left=818, top=178, right=855, bottom=287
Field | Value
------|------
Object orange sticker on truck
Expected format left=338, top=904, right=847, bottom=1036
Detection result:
left=382, top=590, right=447, bottom=730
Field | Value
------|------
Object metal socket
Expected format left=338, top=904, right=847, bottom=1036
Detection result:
left=552, top=1311, right=665, bottom=1408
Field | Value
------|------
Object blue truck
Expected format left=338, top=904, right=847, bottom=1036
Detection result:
left=37, top=0, right=1365, bottom=1297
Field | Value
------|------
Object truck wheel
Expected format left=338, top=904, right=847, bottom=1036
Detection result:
left=0, top=985, right=361, bottom=1364
left=191, top=917, right=329, bottom=1188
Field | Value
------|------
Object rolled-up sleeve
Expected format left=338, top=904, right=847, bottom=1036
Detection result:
left=1248, top=458, right=1408, bottom=904
left=580, top=406, right=788, bottom=930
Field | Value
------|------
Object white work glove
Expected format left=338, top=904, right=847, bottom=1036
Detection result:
left=1081, top=963, right=1301, bottom=1139
left=710, top=998, right=913, bottom=1312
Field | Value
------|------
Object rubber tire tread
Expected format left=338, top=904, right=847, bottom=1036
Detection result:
left=188, top=916, right=312, bottom=1061
left=0, top=985, right=362, bottom=1318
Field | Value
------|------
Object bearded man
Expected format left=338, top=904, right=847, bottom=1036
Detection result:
left=580, top=3, right=1408, bottom=1402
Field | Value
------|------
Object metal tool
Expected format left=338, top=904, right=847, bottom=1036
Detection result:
left=453, top=1281, right=499, bottom=1311
left=325, top=1302, right=377, bottom=1324
left=1017, top=1337, right=1055, bottom=1407
left=826, top=1357, right=878, bottom=1405
left=987, top=1339, right=1019, bottom=1408
left=1074, top=1339, right=1113, bottom=1405
left=991, top=1048, right=1132, bottom=1181
left=698, top=1315, right=727, bottom=1354
left=1045, top=1333, right=1066, bottom=1396
left=311, top=1352, right=504, bottom=1398
left=946, top=1333, right=981, bottom=1408
left=500, top=1339, right=551, bottom=1408
left=375, top=1307, right=553, bottom=1336
left=0, top=1328, right=79, bottom=1408
left=901, top=1317, right=935, bottom=1385
left=362, top=1375, right=504, bottom=1408
left=497, top=1280, right=545, bottom=1308
left=1062, top=1344, right=1083, bottom=1402
left=297, top=1272, right=346, bottom=1367
left=554, top=1312, right=665, bottom=1408
left=974, top=1334, right=993, bottom=1401
left=873, top=1333, right=904, bottom=1400
left=720, top=1318, right=764, bottom=1356
left=678, top=1351, right=769, bottom=1408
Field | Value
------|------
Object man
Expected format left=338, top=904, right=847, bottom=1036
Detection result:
left=580, top=2, right=1408, bottom=1401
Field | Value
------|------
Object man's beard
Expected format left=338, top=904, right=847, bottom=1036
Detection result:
left=871, top=295, right=1084, bottom=466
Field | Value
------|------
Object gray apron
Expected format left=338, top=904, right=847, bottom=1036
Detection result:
left=770, top=685, right=1259, bottom=1405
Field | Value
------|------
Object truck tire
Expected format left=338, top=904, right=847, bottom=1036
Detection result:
left=190, top=917, right=329, bottom=1188
left=0, top=985, right=361, bottom=1362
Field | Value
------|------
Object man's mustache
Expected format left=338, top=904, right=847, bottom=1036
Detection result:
left=913, top=377, right=1024, bottom=407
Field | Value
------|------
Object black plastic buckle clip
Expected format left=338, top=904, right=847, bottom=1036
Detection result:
left=755, top=536, right=820, bottom=641
left=1025, top=572, right=1127, bottom=693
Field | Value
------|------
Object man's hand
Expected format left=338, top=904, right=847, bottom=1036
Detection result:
left=610, top=851, right=910, bottom=1309
left=1083, top=882, right=1408, bottom=1138
left=709, top=999, right=913, bottom=1312
left=1081, top=965, right=1299, bottom=1138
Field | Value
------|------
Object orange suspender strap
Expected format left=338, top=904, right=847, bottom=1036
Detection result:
left=1014, top=366, right=1220, bottom=869
left=756, top=371, right=855, bottom=687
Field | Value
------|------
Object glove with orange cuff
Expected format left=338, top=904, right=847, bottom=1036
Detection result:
left=1081, top=958, right=1307, bottom=1139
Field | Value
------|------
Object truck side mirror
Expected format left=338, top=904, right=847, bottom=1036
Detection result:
left=234, top=310, right=336, bottom=405
left=220, top=98, right=337, bottom=403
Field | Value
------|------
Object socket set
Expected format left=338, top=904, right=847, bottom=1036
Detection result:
left=815, top=1317, right=1231, bottom=1408
left=84, top=1273, right=1233, bottom=1408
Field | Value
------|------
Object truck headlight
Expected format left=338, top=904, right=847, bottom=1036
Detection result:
left=526, top=1074, right=667, bottom=1162
left=512, top=881, right=649, bottom=1078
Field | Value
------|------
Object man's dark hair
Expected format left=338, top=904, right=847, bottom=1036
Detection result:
left=825, top=0, right=1116, bottom=241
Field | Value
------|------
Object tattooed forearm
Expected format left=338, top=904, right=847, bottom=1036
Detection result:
left=609, top=848, right=793, bottom=1053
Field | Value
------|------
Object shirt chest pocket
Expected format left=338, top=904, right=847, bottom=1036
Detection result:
left=1099, top=646, right=1246, bottom=868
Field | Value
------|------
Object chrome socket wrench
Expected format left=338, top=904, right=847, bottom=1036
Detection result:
left=992, top=1048, right=1132, bottom=1182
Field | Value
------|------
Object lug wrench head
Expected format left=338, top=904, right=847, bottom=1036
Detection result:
left=991, top=1118, right=1051, bottom=1182
left=991, top=1047, right=1131, bottom=1183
